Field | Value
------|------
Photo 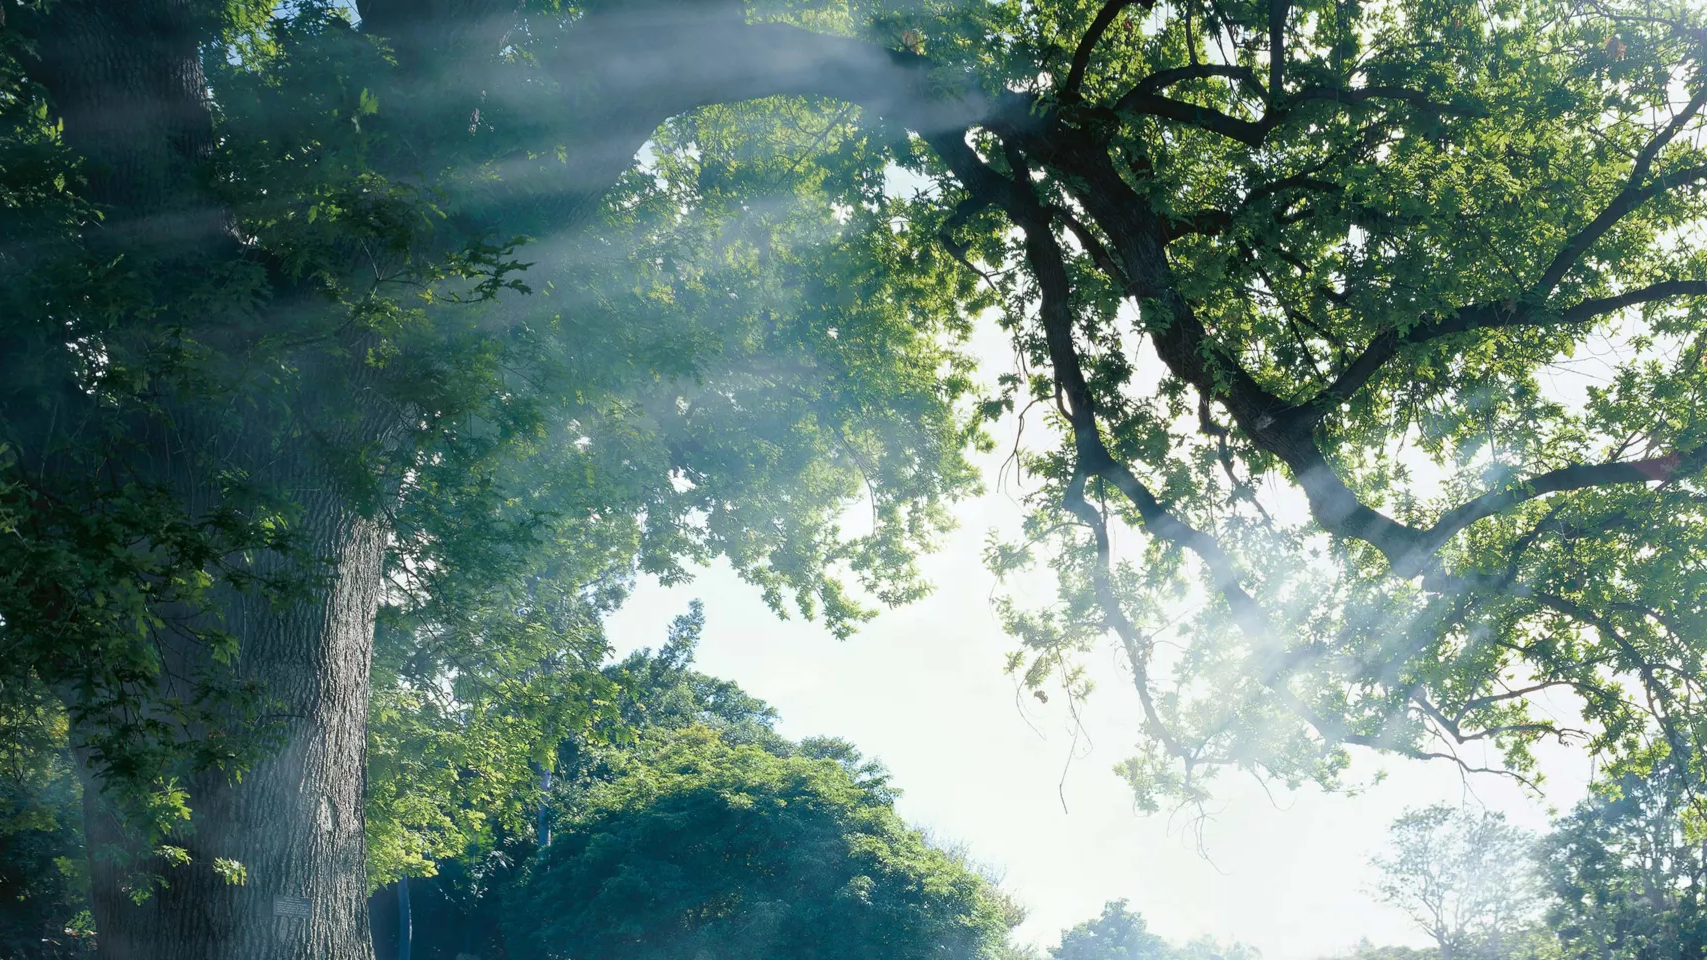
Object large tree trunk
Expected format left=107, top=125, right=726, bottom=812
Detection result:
left=76, top=442, right=387, bottom=960
left=13, top=4, right=390, bottom=957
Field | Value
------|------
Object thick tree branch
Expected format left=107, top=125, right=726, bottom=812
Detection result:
left=1312, top=279, right=1707, bottom=416
left=1268, top=0, right=1289, bottom=98
left=1424, top=455, right=1681, bottom=549
left=1113, top=90, right=1274, bottom=145
left=1129, top=63, right=1268, bottom=99
left=1114, top=78, right=1472, bottom=146
left=1561, top=278, right=1707, bottom=322
left=1535, top=164, right=1707, bottom=295
left=1049, top=204, right=1129, bottom=286
left=1063, top=0, right=1153, bottom=102
left=539, top=12, right=998, bottom=226
left=1533, top=85, right=1707, bottom=294
left=964, top=120, right=1635, bottom=778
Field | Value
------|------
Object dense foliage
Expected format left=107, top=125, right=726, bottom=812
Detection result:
left=509, top=727, right=1021, bottom=960
left=1542, top=762, right=1707, bottom=959
left=3, top=0, right=1707, bottom=954
left=0, top=697, right=90, bottom=959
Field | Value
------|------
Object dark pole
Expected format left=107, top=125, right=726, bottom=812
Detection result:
left=398, top=875, right=412, bottom=960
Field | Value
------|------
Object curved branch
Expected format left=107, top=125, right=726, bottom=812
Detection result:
left=1561, top=278, right=1707, bottom=322
left=1130, top=63, right=1267, bottom=99
left=540, top=13, right=998, bottom=225
left=1535, top=163, right=1707, bottom=295
left=1422, top=454, right=1682, bottom=550
left=1533, top=83, right=1707, bottom=294
left=1114, top=80, right=1474, bottom=146
left=1311, top=279, right=1707, bottom=417
left=1049, top=203, right=1129, bottom=285
left=1302, top=91, right=1707, bottom=417
left=1063, top=0, right=1153, bottom=102
left=1113, top=90, right=1274, bottom=145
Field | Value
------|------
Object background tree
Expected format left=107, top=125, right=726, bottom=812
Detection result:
left=504, top=726, right=1023, bottom=960
left=1047, top=900, right=1253, bottom=960
left=1051, top=900, right=1170, bottom=960
left=1319, top=944, right=1441, bottom=960
left=1540, top=759, right=1707, bottom=960
left=1372, top=806, right=1541, bottom=960
left=368, top=605, right=830, bottom=960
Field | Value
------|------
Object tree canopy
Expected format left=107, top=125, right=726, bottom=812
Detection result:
left=2, top=2, right=982, bottom=951
left=3, top=0, right=1707, bottom=954
left=1542, top=763, right=1707, bottom=959
left=932, top=0, right=1707, bottom=809
left=509, top=726, right=1021, bottom=960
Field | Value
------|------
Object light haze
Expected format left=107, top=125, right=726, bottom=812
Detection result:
left=605, top=319, right=1604, bottom=960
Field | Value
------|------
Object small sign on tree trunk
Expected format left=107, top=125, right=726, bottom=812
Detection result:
left=272, top=896, right=312, bottom=919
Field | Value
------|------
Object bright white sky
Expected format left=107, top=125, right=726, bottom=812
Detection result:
left=603, top=316, right=1606, bottom=960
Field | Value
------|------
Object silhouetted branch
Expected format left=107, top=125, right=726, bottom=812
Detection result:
left=1063, top=0, right=1154, bottom=101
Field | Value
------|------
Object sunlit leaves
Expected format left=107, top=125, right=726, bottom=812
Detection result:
left=974, top=0, right=1707, bottom=813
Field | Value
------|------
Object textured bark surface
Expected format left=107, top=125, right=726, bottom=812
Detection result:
left=68, top=384, right=391, bottom=960
left=81, top=502, right=384, bottom=960
left=17, top=4, right=388, bottom=957
left=23, top=0, right=222, bottom=245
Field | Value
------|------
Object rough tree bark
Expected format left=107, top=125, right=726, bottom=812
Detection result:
left=16, top=2, right=389, bottom=957
left=79, top=492, right=386, bottom=960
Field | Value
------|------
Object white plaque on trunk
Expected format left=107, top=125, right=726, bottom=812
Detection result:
left=272, top=895, right=312, bottom=919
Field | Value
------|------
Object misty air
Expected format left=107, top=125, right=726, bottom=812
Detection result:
left=2, top=0, right=1706, bottom=959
